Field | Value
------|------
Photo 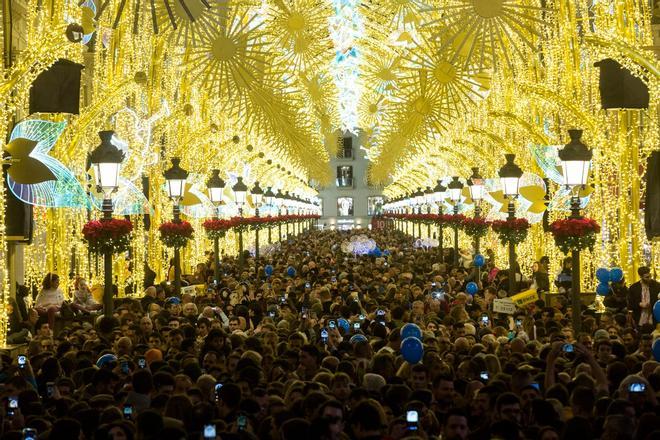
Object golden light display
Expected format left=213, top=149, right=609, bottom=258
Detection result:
left=0, top=0, right=658, bottom=344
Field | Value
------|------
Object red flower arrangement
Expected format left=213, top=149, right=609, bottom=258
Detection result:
left=491, top=218, right=530, bottom=245
left=159, top=221, right=194, bottom=248
left=462, top=217, right=491, bottom=238
left=82, top=219, right=133, bottom=254
left=441, top=214, right=467, bottom=229
left=202, top=219, right=232, bottom=240
left=549, top=217, right=600, bottom=253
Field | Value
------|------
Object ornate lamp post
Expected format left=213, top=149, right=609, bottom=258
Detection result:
left=90, top=130, right=124, bottom=317
left=448, top=177, right=463, bottom=266
left=424, top=186, right=434, bottom=238
left=415, top=188, right=424, bottom=239
left=232, top=177, right=248, bottom=269
left=559, top=129, right=593, bottom=334
left=163, top=158, right=189, bottom=295
left=467, top=167, right=485, bottom=255
left=264, top=187, right=275, bottom=243
left=498, top=154, right=523, bottom=295
left=433, top=179, right=447, bottom=261
left=275, top=190, right=284, bottom=241
left=284, top=191, right=292, bottom=238
left=251, top=181, right=263, bottom=260
left=207, top=169, right=225, bottom=286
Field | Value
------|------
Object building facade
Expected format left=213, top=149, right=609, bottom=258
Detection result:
left=317, top=132, right=385, bottom=230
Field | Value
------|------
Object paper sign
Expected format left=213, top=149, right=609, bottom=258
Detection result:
left=510, top=288, right=538, bottom=307
left=181, top=285, right=198, bottom=296
left=493, top=298, right=517, bottom=314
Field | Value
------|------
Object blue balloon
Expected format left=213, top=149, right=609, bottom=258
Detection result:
left=596, top=283, right=610, bottom=296
left=350, top=334, right=367, bottom=344
left=264, top=265, right=274, bottom=277
left=401, top=323, right=422, bottom=340
left=609, top=267, right=624, bottom=283
left=653, top=300, right=660, bottom=323
left=653, top=338, right=660, bottom=362
left=373, top=248, right=382, bottom=257
left=337, top=318, right=350, bottom=333
left=465, top=282, right=479, bottom=295
left=96, top=354, right=117, bottom=368
left=474, top=254, right=485, bottom=267
left=383, top=250, right=391, bottom=256
left=596, top=268, right=610, bottom=283
left=400, top=336, right=424, bottom=364
left=287, top=266, right=296, bottom=277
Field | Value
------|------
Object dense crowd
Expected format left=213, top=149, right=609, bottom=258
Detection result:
left=1, top=227, right=660, bottom=440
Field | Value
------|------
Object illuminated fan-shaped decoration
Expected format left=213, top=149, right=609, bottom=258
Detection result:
left=180, top=180, right=217, bottom=218
left=359, top=92, right=390, bottom=128
left=362, top=54, right=401, bottom=95
left=402, top=38, right=491, bottom=113
left=423, top=0, right=549, bottom=71
left=110, top=101, right=170, bottom=181
left=88, top=169, right=153, bottom=215
left=485, top=173, right=546, bottom=223
left=80, top=0, right=96, bottom=45
left=529, top=143, right=594, bottom=211
left=186, top=9, right=268, bottom=101
left=530, top=144, right=564, bottom=184
left=374, top=0, right=429, bottom=30
left=4, top=139, right=56, bottom=184
left=267, top=0, right=331, bottom=71
left=180, top=182, right=202, bottom=207
left=6, top=120, right=90, bottom=208
left=156, top=0, right=228, bottom=46
left=97, top=0, right=227, bottom=44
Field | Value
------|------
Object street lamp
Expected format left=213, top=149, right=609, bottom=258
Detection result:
left=89, top=130, right=124, bottom=317
left=433, top=179, right=447, bottom=261
left=558, top=129, right=593, bottom=334
left=207, top=169, right=225, bottom=286
left=275, top=190, right=285, bottom=241
left=467, top=167, right=485, bottom=254
left=424, top=186, right=434, bottom=238
left=498, top=154, right=523, bottom=295
left=163, top=157, right=189, bottom=295
left=448, top=177, right=463, bottom=266
left=232, top=177, right=248, bottom=269
left=252, top=181, right=263, bottom=260
left=264, top=187, right=275, bottom=243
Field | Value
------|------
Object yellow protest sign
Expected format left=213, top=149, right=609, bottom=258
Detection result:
left=510, top=289, right=538, bottom=308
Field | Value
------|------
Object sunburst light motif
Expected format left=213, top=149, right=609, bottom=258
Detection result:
left=400, top=37, right=491, bottom=114
left=422, top=0, right=549, bottom=71
left=267, top=0, right=331, bottom=72
left=186, top=10, right=269, bottom=101
left=155, top=0, right=228, bottom=46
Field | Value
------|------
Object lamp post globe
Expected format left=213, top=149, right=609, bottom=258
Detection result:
left=163, top=157, right=189, bottom=296
left=498, top=154, right=523, bottom=296
left=89, top=130, right=124, bottom=317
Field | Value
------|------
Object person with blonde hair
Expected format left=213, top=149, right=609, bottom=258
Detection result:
left=72, top=277, right=101, bottom=313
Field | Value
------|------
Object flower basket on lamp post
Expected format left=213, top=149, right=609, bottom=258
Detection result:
left=491, top=218, right=530, bottom=246
left=549, top=217, right=600, bottom=254
left=202, top=219, right=232, bottom=240
left=462, top=217, right=491, bottom=240
left=159, top=221, right=194, bottom=248
left=82, top=219, right=133, bottom=254
left=442, top=214, right=467, bottom=230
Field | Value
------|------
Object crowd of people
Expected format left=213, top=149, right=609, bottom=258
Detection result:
left=1, top=227, right=660, bottom=440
